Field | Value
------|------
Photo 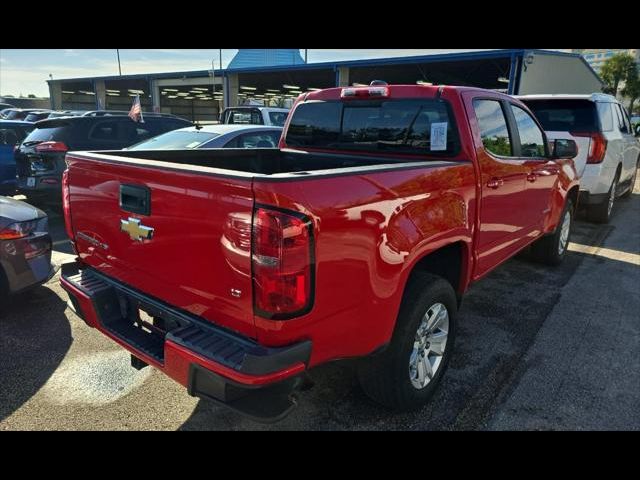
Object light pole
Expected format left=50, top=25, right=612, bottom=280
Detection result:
left=116, top=49, right=122, bottom=76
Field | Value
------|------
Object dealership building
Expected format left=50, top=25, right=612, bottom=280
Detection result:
left=47, top=49, right=604, bottom=122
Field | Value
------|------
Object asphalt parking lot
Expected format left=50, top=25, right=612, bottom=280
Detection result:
left=1, top=181, right=638, bottom=431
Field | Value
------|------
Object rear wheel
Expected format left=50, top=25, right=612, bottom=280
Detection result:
left=531, top=198, right=573, bottom=266
left=588, top=171, right=619, bottom=223
left=357, top=272, right=457, bottom=411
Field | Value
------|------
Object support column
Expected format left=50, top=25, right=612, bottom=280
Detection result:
left=48, top=82, right=62, bottom=110
left=151, top=79, right=161, bottom=112
left=94, top=80, right=106, bottom=110
left=224, top=73, right=239, bottom=108
left=337, top=66, right=350, bottom=87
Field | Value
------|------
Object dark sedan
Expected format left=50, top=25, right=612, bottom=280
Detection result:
left=0, top=196, right=54, bottom=297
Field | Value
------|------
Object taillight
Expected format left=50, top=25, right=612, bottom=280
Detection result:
left=0, top=220, right=37, bottom=241
left=570, top=131, right=607, bottom=164
left=341, top=86, right=389, bottom=99
left=35, top=141, right=69, bottom=153
left=62, top=169, right=75, bottom=241
left=252, top=206, right=314, bottom=319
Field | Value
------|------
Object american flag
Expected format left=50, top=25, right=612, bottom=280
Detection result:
left=128, top=94, right=144, bottom=123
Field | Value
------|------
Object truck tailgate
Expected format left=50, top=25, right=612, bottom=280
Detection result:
left=66, top=153, right=256, bottom=339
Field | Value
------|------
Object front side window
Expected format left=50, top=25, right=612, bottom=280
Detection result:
left=286, top=99, right=459, bottom=156
left=510, top=105, right=546, bottom=157
left=473, top=99, right=512, bottom=157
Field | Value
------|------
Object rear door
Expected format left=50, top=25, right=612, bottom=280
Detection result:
left=464, top=94, right=532, bottom=277
left=66, top=153, right=257, bottom=338
left=506, top=102, right=559, bottom=231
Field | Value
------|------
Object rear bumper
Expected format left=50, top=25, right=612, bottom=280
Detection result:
left=0, top=232, right=54, bottom=294
left=60, top=261, right=311, bottom=422
left=16, top=175, right=62, bottom=198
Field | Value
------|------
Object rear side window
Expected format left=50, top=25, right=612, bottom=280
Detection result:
left=473, top=99, right=512, bottom=157
left=597, top=103, right=614, bottom=132
left=510, top=105, right=546, bottom=157
left=0, top=128, right=21, bottom=146
left=522, top=100, right=598, bottom=133
left=285, top=99, right=460, bottom=156
left=225, top=131, right=281, bottom=148
left=89, top=121, right=120, bottom=141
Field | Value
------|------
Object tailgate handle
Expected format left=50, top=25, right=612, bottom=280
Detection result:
left=120, top=184, right=151, bottom=216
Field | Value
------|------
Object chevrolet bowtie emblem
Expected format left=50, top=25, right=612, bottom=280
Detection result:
left=120, top=217, right=154, bottom=242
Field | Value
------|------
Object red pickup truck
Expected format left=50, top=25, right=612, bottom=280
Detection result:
left=60, top=84, right=579, bottom=421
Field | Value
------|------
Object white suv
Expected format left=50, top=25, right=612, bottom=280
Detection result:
left=519, top=94, right=640, bottom=223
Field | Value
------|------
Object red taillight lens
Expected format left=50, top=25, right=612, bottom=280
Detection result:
left=570, top=131, right=607, bottom=164
left=35, top=141, right=69, bottom=153
left=252, top=207, right=314, bottom=319
left=62, top=169, right=74, bottom=241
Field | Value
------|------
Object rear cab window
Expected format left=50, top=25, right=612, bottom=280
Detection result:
left=284, top=99, right=460, bottom=156
left=226, top=109, right=264, bottom=125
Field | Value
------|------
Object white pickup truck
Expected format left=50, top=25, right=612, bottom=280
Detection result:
left=220, top=107, right=290, bottom=127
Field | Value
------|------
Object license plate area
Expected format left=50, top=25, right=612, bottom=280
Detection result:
left=27, top=177, right=36, bottom=187
left=99, top=290, right=189, bottom=365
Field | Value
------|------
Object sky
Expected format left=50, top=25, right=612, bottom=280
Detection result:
left=0, top=49, right=506, bottom=98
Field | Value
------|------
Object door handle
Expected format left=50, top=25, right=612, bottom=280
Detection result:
left=487, top=178, right=504, bottom=189
left=527, top=173, right=537, bottom=182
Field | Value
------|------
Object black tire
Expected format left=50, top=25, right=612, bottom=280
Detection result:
left=588, top=171, right=619, bottom=223
left=357, top=272, right=457, bottom=411
left=530, top=198, right=574, bottom=266
left=621, top=161, right=638, bottom=199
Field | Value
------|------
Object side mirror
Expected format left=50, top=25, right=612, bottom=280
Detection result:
left=552, top=139, right=578, bottom=159
left=635, top=124, right=640, bottom=137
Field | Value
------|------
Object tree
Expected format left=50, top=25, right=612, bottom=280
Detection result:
left=622, top=72, right=640, bottom=117
left=600, top=53, right=638, bottom=96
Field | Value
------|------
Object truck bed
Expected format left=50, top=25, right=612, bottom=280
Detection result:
left=81, top=148, right=438, bottom=178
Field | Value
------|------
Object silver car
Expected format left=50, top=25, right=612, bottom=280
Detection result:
left=126, top=124, right=283, bottom=151
left=0, top=196, right=54, bottom=297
